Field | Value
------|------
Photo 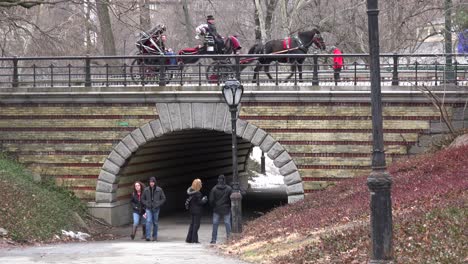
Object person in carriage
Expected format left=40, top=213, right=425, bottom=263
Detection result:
left=136, top=24, right=168, bottom=55
left=195, top=15, right=225, bottom=54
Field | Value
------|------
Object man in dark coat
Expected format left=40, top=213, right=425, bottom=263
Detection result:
left=206, top=15, right=224, bottom=53
left=209, top=174, right=232, bottom=244
left=142, top=177, right=166, bottom=241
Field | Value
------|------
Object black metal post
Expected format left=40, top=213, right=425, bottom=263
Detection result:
left=366, top=0, right=393, bottom=263
left=67, top=64, right=71, bottom=87
left=158, top=58, right=166, bottom=87
left=312, top=52, right=319, bottom=85
left=261, top=151, right=266, bottom=174
left=415, top=61, right=418, bottom=86
left=229, top=106, right=242, bottom=234
left=354, top=61, right=357, bottom=86
left=105, top=63, right=109, bottom=87
left=12, top=56, right=19, bottom=88
left=85, top=56, right=91, bottom=87
left=123, top=63, right=127, bottom=87
left=235, top=55, right=241, bottom=81
left=33, top=64, right=37, bottom=88
left=50, top=64, right=54, bottom=87
left=392, top=53, right=399, bottom=86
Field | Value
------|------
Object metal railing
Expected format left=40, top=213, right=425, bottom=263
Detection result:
left=0, top=53, right=466, bottom=89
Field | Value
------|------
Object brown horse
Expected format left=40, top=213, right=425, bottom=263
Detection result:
left=244, top=29, right=325, bottom=82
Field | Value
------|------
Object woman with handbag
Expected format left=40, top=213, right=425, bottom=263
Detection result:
left=185, top=179, right=207, bottom=243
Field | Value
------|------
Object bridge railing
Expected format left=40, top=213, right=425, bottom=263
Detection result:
left=0, top=53, right=466, bottom=89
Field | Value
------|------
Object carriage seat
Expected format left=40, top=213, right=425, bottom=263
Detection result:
left=178, top=47, right=200, bottom=55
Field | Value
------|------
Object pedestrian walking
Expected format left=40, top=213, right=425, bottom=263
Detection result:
left=142, top=177, right=166, bottom=241
left=209, top=175, right=232, bottom=244
left=185, top=179, right=208, bottom=243
left=331, top=46, right=344, bottom=85
left=130, top=181, right=146, bottom=240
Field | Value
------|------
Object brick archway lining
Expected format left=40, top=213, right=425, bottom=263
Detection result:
left=95, top=103, right=304, bottom=204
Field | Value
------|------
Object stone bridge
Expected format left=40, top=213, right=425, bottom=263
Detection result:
left=0, top=85, right=466, bottom=225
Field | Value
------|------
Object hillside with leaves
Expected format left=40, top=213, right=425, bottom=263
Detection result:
left=221, top=143, right=468, bottom=263
left=0, top=153, right=88, bottom=243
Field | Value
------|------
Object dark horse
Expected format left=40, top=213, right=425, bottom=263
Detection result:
left=244, top=29, right=325, bottom=82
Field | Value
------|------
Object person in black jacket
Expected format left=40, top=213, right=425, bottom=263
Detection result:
left=209, top=174, right=232, bottom=244
left=142, top=177, right=166, bottom=241
left=185, top=178, right=207, bottom=243
left=130, top=181, right=146, bottom=240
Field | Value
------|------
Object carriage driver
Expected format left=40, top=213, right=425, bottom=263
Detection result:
left=195, top=15, right=224, bottom=53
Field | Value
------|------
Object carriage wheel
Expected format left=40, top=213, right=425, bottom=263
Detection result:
left=205, top=62, right=235, bottom=84
left=130, top=59, right=173, bottom=85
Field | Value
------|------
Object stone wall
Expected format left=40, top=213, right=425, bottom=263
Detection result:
left=0, top=91, right=465, bottom=203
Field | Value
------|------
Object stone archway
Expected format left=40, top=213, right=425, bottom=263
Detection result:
left=94, top=102, right=304, bottom=205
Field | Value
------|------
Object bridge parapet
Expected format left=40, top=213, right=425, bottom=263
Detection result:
left=1, top=53, right=466, bottom=89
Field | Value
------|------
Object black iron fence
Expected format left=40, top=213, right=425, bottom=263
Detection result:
left=0, top=53, right=466, bottom=89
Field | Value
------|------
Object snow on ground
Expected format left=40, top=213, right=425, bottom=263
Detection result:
left=248, top=147, right=286, bottom=189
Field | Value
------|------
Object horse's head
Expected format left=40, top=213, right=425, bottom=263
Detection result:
left=311, top=30, right=326, bottom=50
left=298, top=29, right=326, bottom=51
left=224, top=35, right=242, bottom=54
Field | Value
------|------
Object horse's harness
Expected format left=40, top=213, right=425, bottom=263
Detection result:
left=282, top=32, right=321, bottom=54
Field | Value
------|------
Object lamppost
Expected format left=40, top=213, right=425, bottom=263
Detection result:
left=366, top=0, right=393, bottom=263
left=222, top=78, right=244, bottom=233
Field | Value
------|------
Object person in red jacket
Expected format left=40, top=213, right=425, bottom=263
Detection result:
left=331, top=46, right=344, bottom=85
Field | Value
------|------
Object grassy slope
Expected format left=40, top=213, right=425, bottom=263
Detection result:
left=0, top=153, right=87, bottom=242
left=222, top=145, right=468, bottom=264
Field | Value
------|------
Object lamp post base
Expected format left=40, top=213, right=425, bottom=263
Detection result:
left=370, top=260, right=394, bottom=264
left=230, top=190, right=242, bottom=233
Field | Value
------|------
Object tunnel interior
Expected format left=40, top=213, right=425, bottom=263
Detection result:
left=116, top=128, right=287, bottom=219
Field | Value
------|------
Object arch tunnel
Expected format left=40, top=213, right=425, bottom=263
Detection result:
left=89, top=103, right=304, bottom=225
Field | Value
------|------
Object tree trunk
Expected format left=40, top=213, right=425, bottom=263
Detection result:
left=444, top=0, right=454, bottom=82
left=84, top=0, right=92, bottom=54
left=182, top=0, right=193, bottom=46
left=253, top=0, right=262, bottom=43
left=279, top=0, right=289, bottom=35
left=95, top=0, right=116, bottom=56
left=139, top=0, right=151, bottom=32
left=264, top=0, right=278, bottom=40
left=254, top=0, right=267, bottom=43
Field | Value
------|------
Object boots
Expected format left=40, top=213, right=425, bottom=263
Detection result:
left=141, top=225, right=146, bottom=239
left=130, top=226, right=137, bottom=240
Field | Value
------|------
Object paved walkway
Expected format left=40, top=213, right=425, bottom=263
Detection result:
left=0, top=215, right=250, bottom=264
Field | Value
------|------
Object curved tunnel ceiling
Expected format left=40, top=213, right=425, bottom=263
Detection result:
left=118, top=129, right=253, bottom=199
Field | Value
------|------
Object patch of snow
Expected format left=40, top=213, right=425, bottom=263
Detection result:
left=61, top=230, right=91, bottom=241
left=248, top=147, right=286, bottom=189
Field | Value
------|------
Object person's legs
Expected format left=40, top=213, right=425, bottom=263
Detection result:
left=186, top=215, right=194, bottom=243
left=334, top=68, right=341, bottom=85
left=211, top=212, right=220, bottom=243
left=140, top=214, right=146, bottom=239
left=152, top=207, right=160, bottom=240
left=145, top=209, right=153, bottom=240
left=223, top=212, right=232, bottom=239
left=192, top=213, right=201, bottom=243
left=131, top=212, right=140, bottom=240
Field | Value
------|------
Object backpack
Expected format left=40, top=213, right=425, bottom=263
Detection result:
left=185, top=196, right=192, bottom=210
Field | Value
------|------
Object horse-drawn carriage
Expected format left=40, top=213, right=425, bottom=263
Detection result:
left=129, top=24, right=241, bottom=84
left=130, top=24, right=325, bottom=85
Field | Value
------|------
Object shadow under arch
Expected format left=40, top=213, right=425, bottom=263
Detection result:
left=92, top=103, right=304, bottom=224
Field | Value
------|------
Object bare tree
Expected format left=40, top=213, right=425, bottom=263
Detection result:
left=182, top=0, right=194, bottom=46
left=138, top=0, right=151, bottom=31
left=95, top=0, right=116, bottom=56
